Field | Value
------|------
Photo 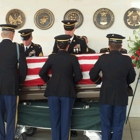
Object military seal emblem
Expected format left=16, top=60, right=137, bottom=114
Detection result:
left=93, top=8, right=114, bottom=29
left=124, top=8, right=140, bottom=29
left=64, top=9, right=83, bottom=29
left=34, top=9, right=55, bottom=30
left=5, top=9, right=26, bottom=29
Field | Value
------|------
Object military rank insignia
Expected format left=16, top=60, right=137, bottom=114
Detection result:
left=124, top=8, right=140, bottom=29
left=63, top=9, right=83, bottom=29
left=6, top=9, right=26, bottom=29
left=93, top=8, right=114, bottom=29
left=34, top=9, right=55, bottom=30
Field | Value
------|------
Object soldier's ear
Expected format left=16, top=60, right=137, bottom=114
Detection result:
left=57, top=44, right=60, bottom=49
left=1, top=32, right=3, bottom=38
left=66, top=45, right=69, bottom=51
left=119, top=45, right=122, bottom=51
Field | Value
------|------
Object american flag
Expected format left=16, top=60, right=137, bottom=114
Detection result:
left=24, top=54, right=102, bottom=86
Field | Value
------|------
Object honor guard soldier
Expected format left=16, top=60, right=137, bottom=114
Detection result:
left=0, top=24, right=27, bottom=140
left=18, top=29, right=43, bottom=57
left=100, top=34, right=127, bottom=54
left=52, top=20, right=88, bottom=54
left=89, top=33, right=136, bottom=140
left=39, top=34, right=82, bottom=140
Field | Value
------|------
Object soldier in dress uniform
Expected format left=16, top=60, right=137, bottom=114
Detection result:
left=89, top=33, right=136, bottom=140
left=53, top=20, right=88, bottom=137
left=39, top=34, right=82, bottom=140
left=52, top=20, right=88, bottom=54
left=100, top=35, right=127, bottom=54
left=18, top=29, right=43, bottom=57
left=18, top=28, right=43, bottom=136
left=0, top=24, right=27, bottom=140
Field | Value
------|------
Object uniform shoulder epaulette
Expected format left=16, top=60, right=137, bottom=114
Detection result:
left=51, top=52, right=56, bottom=54
left=120, top=48, right=127, bottom=53
left=100, top=48, right=108, bottom=51
left=76, top=35, right=83, bottom=40
left=48, top=53, right=56, bottom=57
left=13, top=42, right=21, bottom=45
left=100, top=48, right=109, bottom=53
left=19, top=43, right=24, bottom=46
left=33, top=43, right=42, bottom=49
left=34, top=43, right=40, bottom=46
left=70, top=53, right=76, bottom=56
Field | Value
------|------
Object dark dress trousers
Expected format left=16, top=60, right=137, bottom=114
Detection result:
left=0, top=39, right=27, bottom=140
left=52, top=35, right=88, bottom=54
left=89, top=50, right=136, bottom=140
left=20, top=42, right=43, bottom=57
left=39, top=50, right=82, bottom=140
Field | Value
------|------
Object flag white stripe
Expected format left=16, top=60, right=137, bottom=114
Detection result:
left=82, top=71, right=90, bottom=79
left=27, top=62, right=45, bottom=69
left=79, top=59, right=97, bottom=64
left=76, top=54, right=102, bottom=57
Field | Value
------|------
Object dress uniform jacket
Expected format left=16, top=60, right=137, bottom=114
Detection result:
left=0, top=39, right=27, bottom=96
left=39, top=50, right=83, bottom=98
left=89, top=50, right=136, bottom=106
left=20, top=42, right=43, bottom=57
left=52, top=35, right=88, bottom=54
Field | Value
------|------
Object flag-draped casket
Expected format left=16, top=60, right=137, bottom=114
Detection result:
left=19, top=54, right=102, bottom=130
left=24, top=54, right=102, bottom=87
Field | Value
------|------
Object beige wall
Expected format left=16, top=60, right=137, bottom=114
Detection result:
left=0, top=0, right=140, bottom=117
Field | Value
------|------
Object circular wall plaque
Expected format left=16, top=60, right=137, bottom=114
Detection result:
left=5, top=9, right=26, bottom=29
left=34, top=9, right=55, bottom=30
left=64, top=9, right=83, bottom=29
left=93, top=8, right=114, bottom=29
left=124, top=8, right=140, bottom=29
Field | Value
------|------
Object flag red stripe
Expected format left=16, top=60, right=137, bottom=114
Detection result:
left=78, top=79, right=94, bottom=84
left=80, top=64, right=94, bottom=71
left=26, top=58, right=47, bottom=63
